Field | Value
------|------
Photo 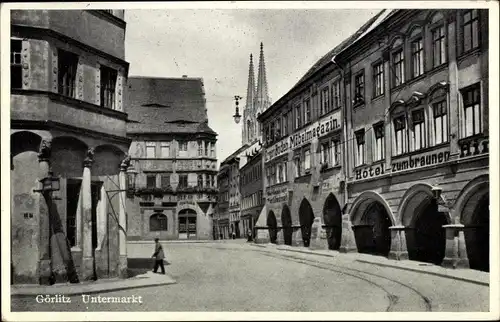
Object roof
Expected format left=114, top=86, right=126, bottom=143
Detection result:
left=126, top=77, right=216, bottom=135
left=221, top=144, right=250, bottom=165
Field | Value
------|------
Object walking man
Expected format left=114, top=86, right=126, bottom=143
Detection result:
left=151, top=238, right=165, bottom=274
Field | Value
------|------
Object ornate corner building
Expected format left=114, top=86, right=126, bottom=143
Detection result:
left=256, top=9, right=490, bottom=272
left=125, top=77, right=218, bottom=241
left=10, top=10, right=131, bottom=284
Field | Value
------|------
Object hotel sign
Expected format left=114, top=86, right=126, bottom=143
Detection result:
left=266, top=185, right=288, bottom=204
left=265, top=110, right=341, bottom=163
left=354, top=148, right=451, bottom=181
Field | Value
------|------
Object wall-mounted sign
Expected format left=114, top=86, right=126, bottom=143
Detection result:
left=354, top=149, right=451, bottom=181
left=266, top=185, right=288, bottom=204
left=265, top=110, right=341, bottom=163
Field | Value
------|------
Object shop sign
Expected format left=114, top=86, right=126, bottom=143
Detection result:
left=265, top=110, right=341, bottom=163
left=266, top=185, right=288, bottom=204
left=354, top=149, right=451, bottom=181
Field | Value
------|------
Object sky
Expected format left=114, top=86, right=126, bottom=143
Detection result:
left=124, top=8, right=381, bottom=164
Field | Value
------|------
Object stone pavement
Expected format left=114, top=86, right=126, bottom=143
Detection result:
left=11, top=271, right=176, bottom=297
left=250, top=243, right=490, bottom=286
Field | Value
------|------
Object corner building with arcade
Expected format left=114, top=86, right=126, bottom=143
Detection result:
left=256, top=9, right=490, bottom=272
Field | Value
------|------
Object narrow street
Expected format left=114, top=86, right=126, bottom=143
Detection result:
left=11, top=242, right=489, bottom=312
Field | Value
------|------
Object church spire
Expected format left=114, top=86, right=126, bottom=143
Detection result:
left=245, top=54, right=255, bottom=112
left=255, top=42, right=270, bottom=112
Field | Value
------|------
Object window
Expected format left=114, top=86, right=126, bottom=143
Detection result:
left=211, top=174, right=215, bottom=187
left=321, top=87, right=330, bottom=115
left=275, top=119, right=282, bottom=139
left=295, top=104, right=302, bottom=129
left=294, top=156, right=301, bottom=177
left=462, top=84, right=481, bottom=137
left=161, top=174, right=170, bottom=188
left=270, top=122, right=275, bottom=143
left=354, top=72, right=365, bottom=106
left=178, top=174, right=188, bottom=188
left=374, top=123, right=385, bottom=161
left=150, top=213, right=168, bottom=231
left=432, top=25, right=447, bottom=67
left=355, top=130, right=365, bottom=166
left=281, top=112, right=288, bottom=137
left=277, top=163, right=284, bottom=183
left=100, top=65, right=117, bottom=109
left=392, top=49, right=405, bottom=87
left=332, top=140, right=340, bottom=166
left=178, top=141, right=188, bottom=157
left=304, top=99, right=311, bottom=124
left=393, top=115, right=407, bottom=155
left=160, top=142, right=170, bottom=158
left=265, top=125, right=270, bottom=144
left=58, top=49, right=78, bottom=98
left=304, top=148, right=311, bottom=171
left=331, top=80, right=341, bottom=109
left=11, top=39, right=22, bottom=89
left=412, top=110, right=426, bottom=150
left=210, top=142, right=215, bottom=157
left=206, top=173, right=210, bottom=187
left=373, top=62, right=384, bottom=97
left=462, top=9, right=479, bottom=53
left=147, top=174, right=156, bottom=188
left=198, top=141, right=203, bottom=156
left=433, top=101, right=448, bottom=144
left=198, top=174, right=204, bottom=187
left=146, top=141, right=156, bottom=158
left=411, top=38, right=424, bottom=78
left=283, top=161, right=288, bottom=182
left=320, top=142, right=331, bottom=165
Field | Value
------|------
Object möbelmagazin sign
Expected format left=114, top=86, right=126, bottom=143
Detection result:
left=265, top=110, right=341, bottom=163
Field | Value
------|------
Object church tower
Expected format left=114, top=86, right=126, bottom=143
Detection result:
left=242, top=43, right=271, bottom=146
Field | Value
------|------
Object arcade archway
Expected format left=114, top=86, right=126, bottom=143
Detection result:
left=299, top=199, right=315, bottom=247
left=267, top=211, right=278, bottom=244
left=323, top=193, right=342, bottom=250
left=281, top=205, right=293, bottom=245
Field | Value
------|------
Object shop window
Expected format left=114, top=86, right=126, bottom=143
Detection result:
left=100, top=65, right=117, bottom=109
left=462, top=9, right=479, bottom=53
left=146, top=141, right=156, bottom=158
left=461, top=84, right=481, bottom=137
left=58, top=49, right=78, bottom=98
left=373, top=62, right=384, bottom=97
left=11, top=39, right=22, bottom=89
left=373, top=123, right=385, bottom=161
left=393, top=115, right=407, bottom=155
left=150, top=213, right=168, bottom=231
left=355, top=130, right=365, bottom=166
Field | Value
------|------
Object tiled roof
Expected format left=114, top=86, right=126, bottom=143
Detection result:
left=126, top=77, right=216, bottom=134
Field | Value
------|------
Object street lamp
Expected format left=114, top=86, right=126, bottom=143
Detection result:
left=33, top=171, right=60, bottom=193
left=126, top=165, right=138, bottom=197
left=233, top=95, right=242, bottom=124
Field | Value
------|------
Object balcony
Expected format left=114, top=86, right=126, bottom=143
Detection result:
left=458, top=135, right=489, bottom=158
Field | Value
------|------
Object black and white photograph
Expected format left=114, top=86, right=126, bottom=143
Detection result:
left=1, top=1, right=498, bottom=321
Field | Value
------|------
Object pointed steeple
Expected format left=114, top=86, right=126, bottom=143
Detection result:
left=255, top=42, right=270, bottom=112
left=245, top=54, right=255, bottom=112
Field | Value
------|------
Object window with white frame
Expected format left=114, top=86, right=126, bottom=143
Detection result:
left=332, top=139, right=340, bottom=166
left=294, top=155, right=301, bottom=177
left=321, top=87, right=330, bottom=115
left=331, top=80, right=341, bottom=110
left=160, top=142, right=170, bottom=158
left=432, top=25, right=447, bottom=67
left=373, top=62, right=384, bottom=97
left=11, top=39, right=22, bottom=89
left=178, top=141, right=188, bottom=157
left=392, top=49, right=405, bottom=87
left=198, top=140, right=203, bottom=156
left=462, top=9, right=479, bottom=53
left=210, top=142, right=215, bottom=157
left=304, top=99, right=311, bottom=124
left=320, top=141, right=331, bottom=165
left=412, top=109, right=426, bottom=150
left=411, top=38, right=424, bottom=78
left=146, top=141, right=156, bottom=158
left=100, top=65, right=117, bottom=109
left=433, top=101, right=448, bottom=144
left=461, top=84, right=481, bottom=137
left=373, top=123, right=385, bottom=161
left=393, top=115, right=407, bottom=155
left=304, top=148, right=311, bottom=171
left=295, top=104, right=302, bottom=129
left=355, top=130, right=365, bottom=166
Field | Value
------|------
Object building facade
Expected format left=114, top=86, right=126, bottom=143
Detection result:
left=256, top=9, right=490, bottom=272
left=239, top=150, right=264, bottom=239
left=10, top=10, right=130, bottom=284
left=125, top=77, right=218, bottom=241
left=338, top=9, right=489, bottom=270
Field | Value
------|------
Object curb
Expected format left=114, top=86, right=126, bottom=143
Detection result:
left=251, top=244, right=489, bottom=287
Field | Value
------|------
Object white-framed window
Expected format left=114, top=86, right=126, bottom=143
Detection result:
left=321, top=87, right=330, bottom=115
left=178, top=141, right=188, bottom=157
left=331, top=80, right=341, bottom=110
left=304, top=99, right=311, bottom=124
left=393, top=115, right=407, bottom=155
left=198, top=140, right=203, bottom=156
left=373, top=123, right=385, bottom=161
left=392, top=49, right=405, bottom=87
left=432, top=24, right=447, bottom=67
left=146, top=141, right=156, bottom=158
left=304, top=148, right=311, bottom=171
left=294, top=156, right=301, bottom=177
left=411, top=38, right=424, bottom=78
left=160, top=142, right=170, bottom=158
left=433, top=101, right=448, bottom=144
left=320, top=141, right=331, bottom=165
left=373, top=62, right=384, bottom=97
left=210, top=142, right=215, bottom=157
left=332, top=139, right=340, bottom=166
left=412, top=109, right=426, bottom=151
left=10, top=39, right=22, bottom=89
left=355, top=130, right=365, bottom=166
left=100, top=65, right=117, bottom=109
left=461, top=84, right=481, bottom=137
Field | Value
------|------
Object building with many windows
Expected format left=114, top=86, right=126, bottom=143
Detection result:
left=256, top=9, right=489, bottom=272
left=10, top=10, right=131, bottom=284
left=125, top=77, right=218, bottom=241
left=239, top=149, right=264, bottom=239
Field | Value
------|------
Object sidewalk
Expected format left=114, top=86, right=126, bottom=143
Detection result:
left=251, top=243, right=489, bottom=286
left=11, top=271, right=176, bottom=297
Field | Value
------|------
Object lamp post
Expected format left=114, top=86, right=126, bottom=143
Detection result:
left=126, top=165, right=138, bottom=197
left=233, top=95, right=242, bottom=124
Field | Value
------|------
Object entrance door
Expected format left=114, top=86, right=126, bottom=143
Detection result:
left=178, top=209, right=197, bottom=239
left=66, top=180, right=82, bottom=248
